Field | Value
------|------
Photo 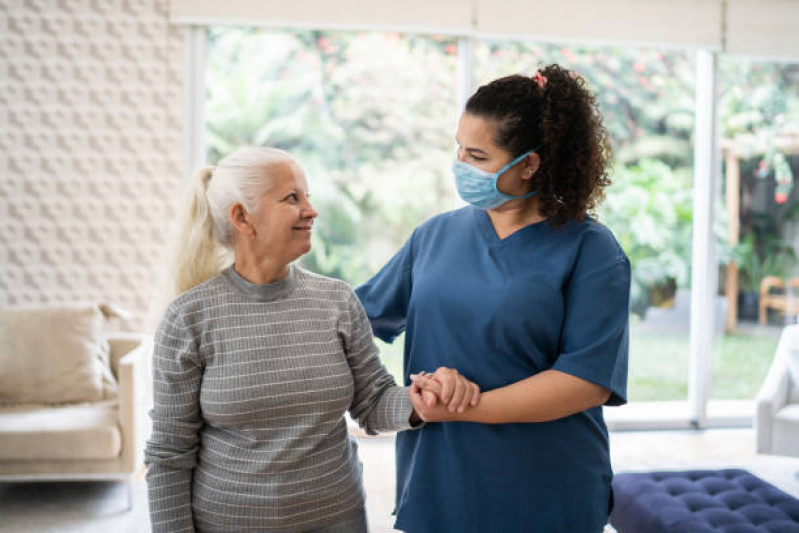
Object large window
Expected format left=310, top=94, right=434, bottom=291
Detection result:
left=206, top=28, right=461, bottom=378
left=711, top=57, right=799, bottom=408
left=202, top=26, right=799, bottom=425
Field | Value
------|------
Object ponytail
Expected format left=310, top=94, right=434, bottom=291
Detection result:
left=165, top=166, right=231, bottom=302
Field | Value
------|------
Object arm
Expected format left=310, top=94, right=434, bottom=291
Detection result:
left=411, top=370, right=608, bottom=423
left=342, top=288, right=417, bottom=434
left=144, top=306, right=203, bottom=533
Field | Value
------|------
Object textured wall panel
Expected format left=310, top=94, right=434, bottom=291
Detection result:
left=0, top=0, right=184, bottom=331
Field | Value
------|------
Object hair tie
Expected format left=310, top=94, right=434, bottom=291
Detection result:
left=533, top=71, right=548, bottom=89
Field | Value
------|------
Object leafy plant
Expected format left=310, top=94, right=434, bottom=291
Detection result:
left=733, top=232, right=797, bottom=293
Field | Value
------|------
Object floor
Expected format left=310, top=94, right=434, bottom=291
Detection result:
left=358, top=428, right=799, bottom=532
left=1, top=429, right=798, bottom=532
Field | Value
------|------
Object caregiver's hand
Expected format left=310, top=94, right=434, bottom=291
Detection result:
left=409, top=368, right=480, bottom=421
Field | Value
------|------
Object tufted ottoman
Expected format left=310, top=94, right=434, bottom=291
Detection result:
left=609, top=469, right=799, bottom=532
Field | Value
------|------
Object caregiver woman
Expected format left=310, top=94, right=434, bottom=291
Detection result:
left=355, top=64, right=631, bottom=533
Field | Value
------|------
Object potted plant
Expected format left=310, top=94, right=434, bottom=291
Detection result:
left=733, top=232, right=797, bottom=321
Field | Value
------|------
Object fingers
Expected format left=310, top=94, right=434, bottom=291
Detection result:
left=422, top=389, right=437, bottom=408
left=408, top=384, right=427, bottom=422
left=431, top=367, right=468, bottom=413
left=470, top=381, right=481, bottom=406
left=433, top=368, right=455, bottom=405
left=411, top=369, right=480, bottom=413
left=410, top=373, right=440, bottom=407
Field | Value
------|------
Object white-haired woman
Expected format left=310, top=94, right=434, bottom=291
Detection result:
left=144, top=147, right=480, bottom=533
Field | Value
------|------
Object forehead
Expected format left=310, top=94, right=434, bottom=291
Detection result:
left=265, top=159, right=308, bottom=190
left=456, top=113, right=500, bottom=148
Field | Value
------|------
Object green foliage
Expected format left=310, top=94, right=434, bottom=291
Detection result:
left=719, top=58, right=799, bottom=199
left=733, top=232, right=797, bottom=293
left=206, top=28, right=460, bottom=284
left=203, top=27, right=799, bottom=400
left=600, top=160, right=692, bottom=313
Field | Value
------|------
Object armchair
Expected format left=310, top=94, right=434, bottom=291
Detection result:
left=755, top=324, right=799, bottom=457
left=0, top=332, right=148, bottom=509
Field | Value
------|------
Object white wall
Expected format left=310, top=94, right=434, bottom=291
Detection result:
left=0, top=0, right=184, bottom=330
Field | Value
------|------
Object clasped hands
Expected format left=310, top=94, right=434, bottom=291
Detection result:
left=408, top=368, right=480, bottom=423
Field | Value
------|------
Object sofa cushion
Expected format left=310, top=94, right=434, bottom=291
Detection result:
left=0, top=402, right=121, bottom=460
left=0, top=303, right=118, bottom=404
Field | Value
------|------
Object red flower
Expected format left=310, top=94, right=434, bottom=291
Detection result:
left=633, top=62, right=645, bottom=73
left=445, top=44, right=457, bottom=55
left=775, top=192, right=789, bottom=204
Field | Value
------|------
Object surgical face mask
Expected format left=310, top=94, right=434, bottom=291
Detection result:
left=452, top=149, right=538, bottom=209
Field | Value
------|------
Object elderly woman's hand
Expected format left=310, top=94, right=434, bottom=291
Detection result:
left=409, top=368, right=480, bottom=422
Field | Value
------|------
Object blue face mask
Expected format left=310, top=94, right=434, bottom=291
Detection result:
left=453, top=149, right=538, bottom=209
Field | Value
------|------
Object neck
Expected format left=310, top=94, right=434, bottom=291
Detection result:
left=487, top=197, right=545, bottom=228
left=234, top=253, right=290, bottom=285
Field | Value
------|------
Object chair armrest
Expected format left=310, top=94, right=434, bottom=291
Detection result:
left=756, top=361, right=790, bottom=411
left=755, top=326, right=795, bottom=454
left=112, top=335, right=149, bottom=474
left=108, top=333, right=149, bottom=379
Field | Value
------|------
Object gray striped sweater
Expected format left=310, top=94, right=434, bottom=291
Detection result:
left=144, top=265, right=414, bottom=532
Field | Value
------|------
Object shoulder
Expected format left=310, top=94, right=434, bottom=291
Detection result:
left=294, top=267, right=356, bottom=301
left=562, top=217, right=630, bottom=282
left=161, top=273, right=230, bottom=328
left=570, top=216, right=627, bottom=265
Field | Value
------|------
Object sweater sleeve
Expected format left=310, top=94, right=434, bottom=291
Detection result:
left=340, top=287, right=415, bottom=435
left=144, top=304, right=204, bottom=533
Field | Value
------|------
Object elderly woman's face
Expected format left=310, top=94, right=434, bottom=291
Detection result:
left=247, top=160, right=318, bottom=264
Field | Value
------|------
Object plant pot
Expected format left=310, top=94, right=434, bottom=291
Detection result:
left=737, top=291, right=760, bottom=322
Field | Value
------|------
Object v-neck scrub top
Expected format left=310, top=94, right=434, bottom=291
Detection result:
left=355, top=206, right=631, bottom=533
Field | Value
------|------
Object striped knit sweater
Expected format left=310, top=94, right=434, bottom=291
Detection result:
left=144, top=265, right=415, bottom=532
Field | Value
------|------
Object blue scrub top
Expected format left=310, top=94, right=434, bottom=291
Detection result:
left=355, top=206, right=630, bottom=533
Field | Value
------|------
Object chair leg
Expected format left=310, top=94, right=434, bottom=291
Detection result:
left=125, top=477, right=134, bottom=511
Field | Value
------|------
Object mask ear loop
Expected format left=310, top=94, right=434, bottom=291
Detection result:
left=491, top=148, right=541, bottom=199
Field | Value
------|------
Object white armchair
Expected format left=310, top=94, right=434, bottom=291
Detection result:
left=0, top=332, right=148, bottom=509
left=755, top=324, right=799, bottom=457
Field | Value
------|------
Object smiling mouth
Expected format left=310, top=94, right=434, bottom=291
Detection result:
left=292, top=226, right=312, bottom=231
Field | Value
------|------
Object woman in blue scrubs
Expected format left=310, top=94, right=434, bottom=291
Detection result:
left=355, top=64, right=630, bottom=533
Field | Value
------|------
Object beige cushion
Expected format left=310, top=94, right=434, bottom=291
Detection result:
left=0, top=402, right=121, bottom=460
left=0, top=303, right=118, bottom=404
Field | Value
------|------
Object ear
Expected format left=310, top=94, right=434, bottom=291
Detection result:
left=522, top=153, right=540, bottom=180
left=229, top=203, right=254, bottom=237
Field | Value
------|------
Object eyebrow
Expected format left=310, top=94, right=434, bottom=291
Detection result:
left=455, top=137, right=488, bottom=155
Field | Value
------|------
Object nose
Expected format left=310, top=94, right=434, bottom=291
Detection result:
left=302, top=198, right=318, bottom=220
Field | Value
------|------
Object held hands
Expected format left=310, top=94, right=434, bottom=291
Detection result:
left=408, top=368, right=480, bottom=423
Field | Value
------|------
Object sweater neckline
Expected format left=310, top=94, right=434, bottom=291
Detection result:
left=222, top=264, right=298, bottom=302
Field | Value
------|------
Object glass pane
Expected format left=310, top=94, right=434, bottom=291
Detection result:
left=712, top=57, right=799, bottom=402
left=205, top=27, right=460, bottom=382
left=474, top=40, right=697, bottom=402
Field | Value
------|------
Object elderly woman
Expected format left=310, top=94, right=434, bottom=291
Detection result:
left=144, top=147, right=479, bottom=533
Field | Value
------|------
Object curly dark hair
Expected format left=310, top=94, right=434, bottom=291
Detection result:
left=464, top=64, right=612, bottom=225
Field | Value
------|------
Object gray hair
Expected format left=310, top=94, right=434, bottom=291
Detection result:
left=164, top=146, right=297, bottom=301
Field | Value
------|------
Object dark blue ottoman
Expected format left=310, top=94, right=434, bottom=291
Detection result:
left=609, top=469, right=799, bottom=532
